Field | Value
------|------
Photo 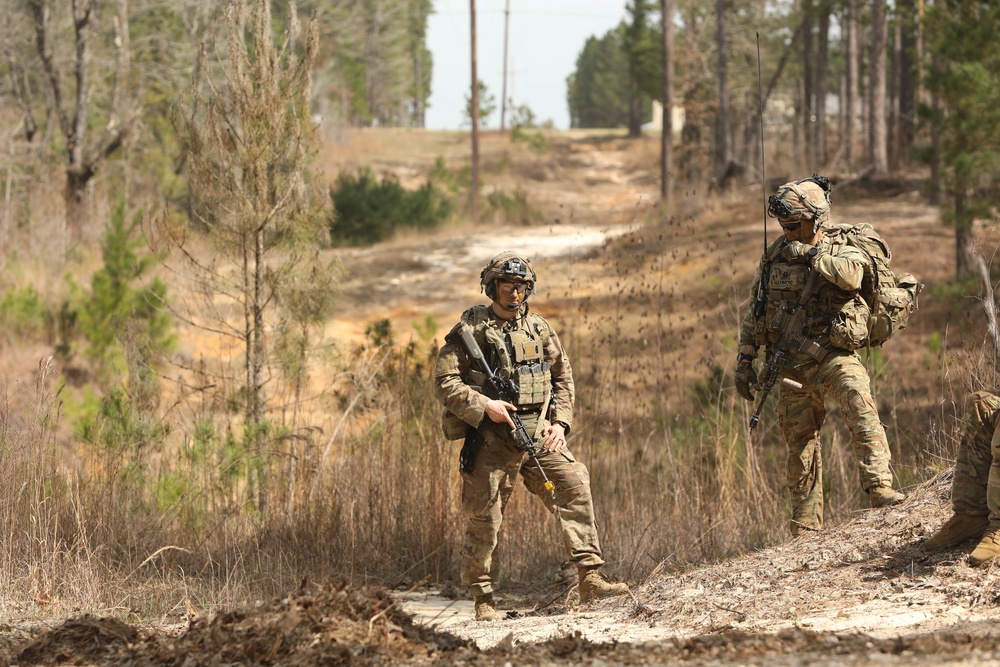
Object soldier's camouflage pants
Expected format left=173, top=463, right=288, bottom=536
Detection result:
left=459, top=435, right=604, bottom=597
left=776, top=351, right=894, bottom=534
left=950, top=390, right=1000, bottom=521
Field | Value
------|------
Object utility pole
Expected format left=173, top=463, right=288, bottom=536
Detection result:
left=470, top=0, right=480, bottom=224
left=500, top=0, right=510, bottom=131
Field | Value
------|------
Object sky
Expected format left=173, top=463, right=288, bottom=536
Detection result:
left=425, top=0, right=630, bottom=130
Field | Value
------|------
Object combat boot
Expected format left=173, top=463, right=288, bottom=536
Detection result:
left=868, top=486, right=905, bottom=508
left=969, top=526, right=1000, bottom=567
left=578, top=566, right=628, bottom=603
left=473, top=593, right=498, bottom=621
left=924, top=513, right=990, bottom=550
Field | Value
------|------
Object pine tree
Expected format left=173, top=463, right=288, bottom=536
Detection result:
left=919, top=0, right=1000, bottom=278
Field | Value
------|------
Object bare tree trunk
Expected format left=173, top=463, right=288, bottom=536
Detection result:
left=714, top=0, right=730, bottom=180
left=928, top=54, right=941, bottom=205
left=790, top=81, right=800, bottom=172
left=888, top=12, right=900, bottom=170
left=801, top=0, right=815, bottom=169
left=628, top=82, right=642, bottom=138
left=31, top=0, right=132, bottom=243
left=253, top=225, right=266, bottom=514
left=500, top=0, right=509, bottom=131
left=469, top=0, right=479, bottom=224
left=816, top=2, right=830, bottom=167
left=661, top=0, right=673, bottom=208
left=870, top=0, right=888, bottom=174
left=846, top=0, right=859, bottom=169
left=955, top=193, right=975, bottom=279
left=897, top=0, right=917, bottom=168
left=364, top=0, right=383, bottom=125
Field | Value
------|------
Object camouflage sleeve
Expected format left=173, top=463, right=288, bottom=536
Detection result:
left=738, top=261, right=763, bottom=359
left=433, top=325, right=489, bottom=428
left=544, top=325, right=575, bottom=433
left=814, top=245, right=866, bottom=291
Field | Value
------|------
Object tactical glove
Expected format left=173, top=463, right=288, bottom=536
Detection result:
left=781, top=241, right=814, bottom=263
left=735, top=362, right=757, bottom=402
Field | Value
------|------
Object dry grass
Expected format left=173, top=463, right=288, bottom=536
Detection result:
left=0, top=128, right=994, bottom=635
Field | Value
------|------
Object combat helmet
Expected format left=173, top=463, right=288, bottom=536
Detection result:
left=480, top=251, right=536, bottom=300
left=767, top=173, right=832, bottom=231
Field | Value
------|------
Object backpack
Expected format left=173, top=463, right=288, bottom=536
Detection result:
left=841, top=223, right=923, bottom=346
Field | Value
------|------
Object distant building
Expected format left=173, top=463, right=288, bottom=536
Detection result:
left=641, top=100, right=686, bottom=136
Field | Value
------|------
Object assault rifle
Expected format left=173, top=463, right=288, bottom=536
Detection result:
left=458, top=324, right=556, bottom=499
left=749, top=267, right=822, bottom=431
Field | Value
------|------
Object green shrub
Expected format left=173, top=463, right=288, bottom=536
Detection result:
left=329, top=168, right=453, bottom=246
left=0, top=285, right=50, bottom=339
left=511, top=125, right=549, bottom=153
left=485, top=186, right=538, bottom=225
left=428, top=156, right=469, bottom=194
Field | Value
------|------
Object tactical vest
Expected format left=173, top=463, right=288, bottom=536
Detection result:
left=461, top=305, right=552, bottom=412
left=756, top=228, right=867, bottom=361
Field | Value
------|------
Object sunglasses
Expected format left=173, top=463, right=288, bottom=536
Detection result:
left=498, top=279, right=531, bottom=293
left=778, top=219, right=802, bottom=231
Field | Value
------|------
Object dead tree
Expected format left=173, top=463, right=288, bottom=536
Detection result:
left=28, top=0, right=134, bottom=242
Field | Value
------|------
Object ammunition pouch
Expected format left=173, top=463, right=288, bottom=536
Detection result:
left=514, top=362, right=551, bottom=408
left=829, top=296, right=871, bottom=351
left=442, top=409, right=470, bottom=441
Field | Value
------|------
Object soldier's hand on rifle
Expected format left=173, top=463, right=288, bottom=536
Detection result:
left=781, top=241, right=814, bottom=263
left=485, top=399, right=517, bottom=429
left=541, top=422, right=568, bottom=453
left=735, top=361, right=757, bottom=402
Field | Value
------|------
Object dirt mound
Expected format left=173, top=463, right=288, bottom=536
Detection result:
left=625, top=471, right=995, bottom=639
left=10, top=582, right=472, bottom=666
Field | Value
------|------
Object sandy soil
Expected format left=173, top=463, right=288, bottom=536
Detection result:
left=393, top=474, right=1000, bottom=658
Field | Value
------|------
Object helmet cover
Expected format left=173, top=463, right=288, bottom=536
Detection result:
left=767, top=174, right=832, bottom=229
left=480, top=251, right=536, bottom=300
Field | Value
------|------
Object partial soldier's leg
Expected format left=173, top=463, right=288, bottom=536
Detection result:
left=521, top=445, right=627, bottom=602
left=816, top=353, right=899, bottom=502
left=969, top=393, right=1000, bottom=564
left=487, top=473, right=516, bottom=585
left=521, top=447, right=603, bottom=567
left=926, top=391, right=999, bottom=549
left=956, top=392, right=1000, bottom=515
left=460, top=443, right=519, bottom=598
left=777, top=378, right=826, bottom=535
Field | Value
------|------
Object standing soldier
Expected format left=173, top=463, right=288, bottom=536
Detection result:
left=735, top=175, right=906, bottom=536
left=925, top=390, right=1000, bottom=565
left=434, top=251, right=627, bottom=621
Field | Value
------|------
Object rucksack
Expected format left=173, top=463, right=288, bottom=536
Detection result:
left=841, top=223, right=923, bottom=346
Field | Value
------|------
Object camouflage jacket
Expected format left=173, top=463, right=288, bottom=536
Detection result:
left=434, top=304, right=575, bottom=434
left=739, top=225, right=869, bottom=366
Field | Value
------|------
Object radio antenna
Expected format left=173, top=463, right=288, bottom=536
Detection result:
left=756, top=31, right=767, bottom=253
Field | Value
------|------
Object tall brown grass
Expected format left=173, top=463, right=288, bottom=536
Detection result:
left=1, top=185, right=993, bottom=624
left=0, top=280, right=982, bottom=624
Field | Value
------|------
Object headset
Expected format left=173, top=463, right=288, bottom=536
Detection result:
left=481, top=256, right=535, bottom=301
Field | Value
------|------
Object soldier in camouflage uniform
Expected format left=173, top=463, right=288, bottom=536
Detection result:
left=735, top=175, right=905, bottom=537
left=925, top=390, right=1000, bottom=565
left=434, top=252, right=627, bottom=621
